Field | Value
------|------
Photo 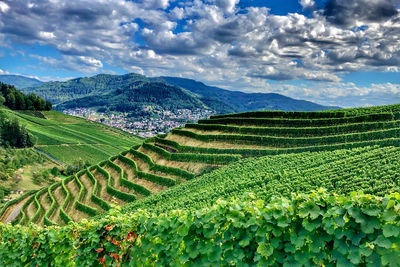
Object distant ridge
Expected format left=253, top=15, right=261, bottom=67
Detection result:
left=161, top=76, right=341, bottom=112
left=20, top=73, right=339, bottom=113
left=0, top=75, right=43, bottom=88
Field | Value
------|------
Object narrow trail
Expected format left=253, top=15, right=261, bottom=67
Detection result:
left=3, top=197, right=29, bottom=223
left=34, top=148, right=67, bottom=167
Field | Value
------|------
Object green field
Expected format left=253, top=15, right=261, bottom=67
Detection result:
left=1, top=104, right=400, bottom=265
left=1, top=109, right=142, bottom=164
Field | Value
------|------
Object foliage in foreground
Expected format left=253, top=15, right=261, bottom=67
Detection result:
left=0, top=190, right=399, bottom=266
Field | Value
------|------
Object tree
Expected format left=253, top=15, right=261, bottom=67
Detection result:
left=15, top=92, right=26, bottom=110
left=45, top=100, right=52, bottom=111
left=1, top=118, right=35, bottom=148
left=5, top=92, right=15, bottom=109
left=0, top=82, right=52, bottom=111
left=0, top=95, right=5, bottom=106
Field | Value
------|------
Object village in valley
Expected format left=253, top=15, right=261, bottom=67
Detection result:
left=63, top=107, right=214, bottom=137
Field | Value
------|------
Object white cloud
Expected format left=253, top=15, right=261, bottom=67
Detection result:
left=0, top=68, right=9, bottom=74
left=0, top=1, right=9, bottom=13
left=299, top=0, right=315, bottom=9
left=0, top=0, right=399, bottom=106
left=212, top=0, right=239, bottom=14
left=39, top=31, right=55, bottom=39
left=142, top=0, right=170, bottom=9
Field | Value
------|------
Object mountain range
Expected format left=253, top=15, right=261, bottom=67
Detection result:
left=0, top=75, right=43, bottom=88
left=1, top=73, right=340, bottom=114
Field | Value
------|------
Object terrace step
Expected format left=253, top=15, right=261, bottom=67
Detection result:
left=77, top=173, right=107, bottom=212
left=90, top=169, right=126, bottom=206
left=112, top=158, right=167, bottom=194
left=49, top=184, right=66, bottom=226
left=64, top=178, right=89, bottom=222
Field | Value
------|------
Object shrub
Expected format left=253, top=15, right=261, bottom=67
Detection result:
left=0, top=190, right=398, bottom=266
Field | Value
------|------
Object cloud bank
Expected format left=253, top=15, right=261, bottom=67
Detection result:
left=0, top=0, right=399, bottom=106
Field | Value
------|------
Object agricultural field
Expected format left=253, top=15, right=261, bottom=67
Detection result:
left=1, top=109, right=142, bottom=165
left=1, top=104, right=400, bottom=265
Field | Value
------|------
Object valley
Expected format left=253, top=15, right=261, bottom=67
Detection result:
left=63, top=107, right=213, bottom=138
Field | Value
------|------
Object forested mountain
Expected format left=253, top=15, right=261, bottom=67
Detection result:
left=22, top=73, right=149, bottom=105
left=0, top=75, right=43, bottom=89
left=21, top=73, right=338, bottom=113
left=56, top=81, right=208, bottom=114
left=161, top=77, right=340, bottom=112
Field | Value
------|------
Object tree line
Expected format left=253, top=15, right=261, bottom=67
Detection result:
left=0, top=82, right=52, bottom=111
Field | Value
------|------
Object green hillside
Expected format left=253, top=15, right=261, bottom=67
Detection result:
left=1, top=109, right=142, bottom=165
left=22, top=73, right=338, bottom=113
left=1, top=104, right=400, bottom=265
left=56, top=81, right=207, bottom=113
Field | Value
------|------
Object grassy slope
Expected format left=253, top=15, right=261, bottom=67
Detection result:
left=4, top=103, right=400, bottom=226
left=0, top=148, right=59, bottom=201
left=1, top=109, right=142, bottom=164
left=121, top=145, right=400, bottom=215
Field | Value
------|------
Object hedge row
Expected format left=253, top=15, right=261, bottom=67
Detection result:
left=16, top=195, right=35, bottom=225
left=152, top=163, right=195, bottom=180
left=97, top=161, right=136, bottom=202
left=117, top=153, right=176, bottom=188
left=86, top=168, right=111, bottom=211
left=0, top=191, right=399, bottom=266
left=106, top=157, right=149, bottom=195
left=43, top=183, right=60, bottom=226
left=171, top=127, right=400, bottom=148
left=340, top=103, right=400, bottom=117
left=199, top=112, right=394, bottom=127
left=28, top=188, right=48, bottom=225
left=186, top=120, right=400, bottom=137
left=0, top=190, right=37, bottom=225
left=143, top=142, right=242, bottom=165
left=158, top=136, right=400, bottom=157
left=75, top=172, right=98, bottom=217
left=114, top=155, right=152, bottom=196
left=210, top=110, right=346, bottom=119
left=59, top=176, right=74, bottom=224
left=131, top=144, right=196, bottom=180
left=126, top=149, right=155, bottom=168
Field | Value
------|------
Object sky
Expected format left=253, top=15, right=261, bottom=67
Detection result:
left=0, top=0, right=399, bottom=107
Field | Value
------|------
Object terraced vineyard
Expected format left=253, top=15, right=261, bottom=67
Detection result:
left=2, top=105, right=400, bottom=226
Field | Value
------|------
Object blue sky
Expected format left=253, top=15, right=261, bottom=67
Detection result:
left=0, top=0, right=399, bottom=107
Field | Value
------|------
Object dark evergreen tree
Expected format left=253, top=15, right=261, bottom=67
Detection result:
left=0, top=82, right=51, bottom=111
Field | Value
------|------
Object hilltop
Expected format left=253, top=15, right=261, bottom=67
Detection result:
left=0, top=75, right=43, bottom=89
left=56, top=81, right=207, bottom=113
left=161, top=76, right=341, bottom=112
left=20, top=73, right=338, bottom=113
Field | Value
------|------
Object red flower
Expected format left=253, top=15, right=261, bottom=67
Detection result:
left=105, top=225, right=113, bottom=231
left=127, top=231, right=137, bottom=242
left=9, top=238, right=13, bottom=243
left=96, top=248, right=104, bottom=253
left=110, top=253, right=119, bottom=261
left=32, top=254, right=36, bottom=258
left=99, top=256, right=106, bottom=264
left=112, top=238, right=120, bottom=246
